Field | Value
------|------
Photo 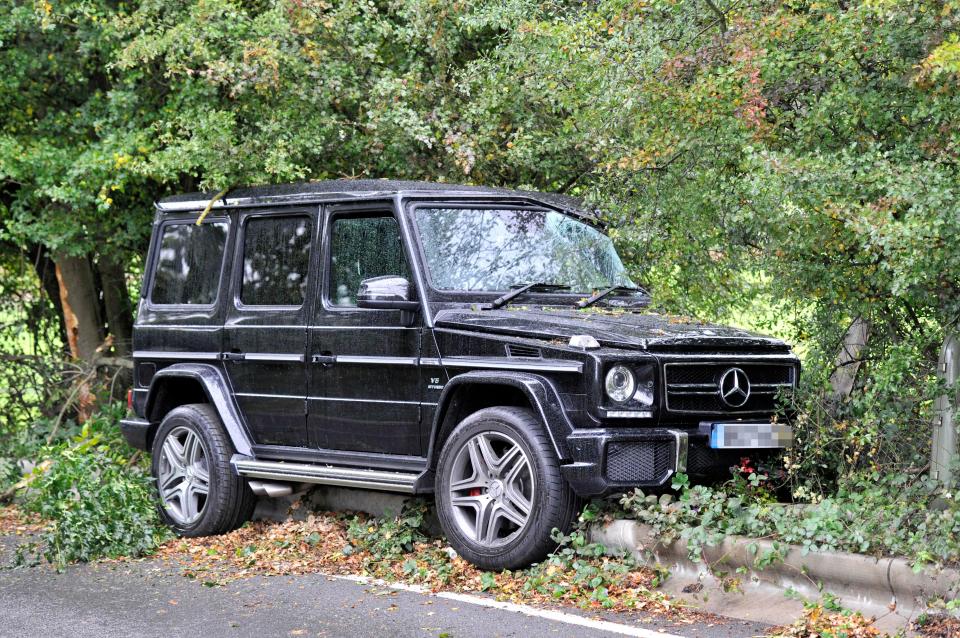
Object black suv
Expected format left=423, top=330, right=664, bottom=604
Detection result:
left=122, top=179, right=797, bottom=569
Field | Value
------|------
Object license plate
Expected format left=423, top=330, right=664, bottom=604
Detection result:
left=708, top=423, right=793, bottom=449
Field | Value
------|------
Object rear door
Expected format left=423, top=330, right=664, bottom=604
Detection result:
left=307, top=203, right=424, bottom=456
left=222, top=208, right=316, bottom=447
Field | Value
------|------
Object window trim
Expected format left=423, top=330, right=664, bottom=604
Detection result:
left=146, top=217, right=230, bottom=310
left=321, top=209, right=415, bottom=313
left=233, top=211, right=314, bottom=311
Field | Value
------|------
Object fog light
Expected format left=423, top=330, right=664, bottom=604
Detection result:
left=605, top=365, right=636, bottom=403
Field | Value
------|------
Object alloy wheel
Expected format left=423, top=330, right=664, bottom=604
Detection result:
left=448, top=431, right=534, bottom=546
left=157, top=426, right=210, bottom=525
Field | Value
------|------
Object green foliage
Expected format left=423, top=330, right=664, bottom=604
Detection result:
left=0, top=367, right=127, bottom=494
left=520, top=526, right=647, bottom=608
left=21, top=404, right=170, bottom=566
left=1, top=0, right=954, bottom=490
left=1, top=0, right=959, bottom=552
left=622, top=472, right=960, bottom=569
left=345, top=499, right=431, bottom=561
left=346, top=500, right=664, bottom=609
left=0, top=456, right=18, bottom=493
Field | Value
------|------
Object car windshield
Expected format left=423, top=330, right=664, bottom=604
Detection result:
left=413, top=207, right=637, bottom=293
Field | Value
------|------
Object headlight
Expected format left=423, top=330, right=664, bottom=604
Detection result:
left=605, top=365, right=636, bottom=403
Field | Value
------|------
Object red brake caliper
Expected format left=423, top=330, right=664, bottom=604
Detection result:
left=469, top=488, right=482, bottom=497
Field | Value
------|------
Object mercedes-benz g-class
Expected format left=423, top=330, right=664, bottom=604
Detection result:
left=122, top=179, right=797, bottom=569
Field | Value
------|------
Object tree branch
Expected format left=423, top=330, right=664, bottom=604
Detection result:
left=703, top=0, right=728, bottom=35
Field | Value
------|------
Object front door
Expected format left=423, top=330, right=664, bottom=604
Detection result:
left=223, top=209, right=316, bottom=447
left=308, top=205, right=423, bottom=456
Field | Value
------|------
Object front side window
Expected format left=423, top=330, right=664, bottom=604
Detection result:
left=329, top=215, right=410, bottom=307
left=151, top=221, right=228, bottom=305
left=413, top=208, right=635, bottom=292
left=241, top=215, right=312, bottom=306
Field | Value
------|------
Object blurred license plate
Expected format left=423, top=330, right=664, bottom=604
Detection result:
left=708, top=423, right=793, bottom=449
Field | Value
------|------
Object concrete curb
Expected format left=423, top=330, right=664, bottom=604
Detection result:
left=590, top=519, right=960, bottom=628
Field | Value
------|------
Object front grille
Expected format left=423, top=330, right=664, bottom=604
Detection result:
left=664, top=361, right=796, bottom=415
left=605, top=441, right=674, bottom=484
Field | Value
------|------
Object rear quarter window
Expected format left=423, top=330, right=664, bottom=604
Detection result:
left=150, top=221, right=228, bottom=306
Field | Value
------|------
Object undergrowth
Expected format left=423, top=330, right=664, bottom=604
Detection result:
left=17, top=404, right=170, bottom=565
left=621, top=466, right=960, bottom=570
left=345, top=500, right=670, bottom=609
left=155, top=500, right=681, bottom=615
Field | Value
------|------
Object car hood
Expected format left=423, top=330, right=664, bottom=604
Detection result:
left=433, top=307, right=790, bottom=352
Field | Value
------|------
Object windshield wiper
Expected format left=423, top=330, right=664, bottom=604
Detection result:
left=484, top=282, right=570, bottom=310
left=576, top=285, right=648, bottom=309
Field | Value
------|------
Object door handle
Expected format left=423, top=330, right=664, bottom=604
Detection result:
left=311, top=354, right=336, bottom=365
left=221, top=352, right=246, bottom=362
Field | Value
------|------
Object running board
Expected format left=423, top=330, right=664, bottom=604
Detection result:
left=231, top=455, right=418, bottom=494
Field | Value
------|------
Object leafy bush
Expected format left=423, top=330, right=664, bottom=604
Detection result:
left=781, top=336, right=943, bottom=497
left=0, top=456, right=19, bottom=493
left=621, top=471, right=960, bottom=569
left=345, top=499, right=431, bottom=561
left=0, top=0, right=957, bottom=572
left=0, top=354, right=121, bottom=496
left=21, top=404, right=170, bottom=565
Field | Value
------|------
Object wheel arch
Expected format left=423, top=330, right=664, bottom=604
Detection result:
left=144, top=363, right=254, bottom=456
left=426, top=371, right=573, bottom=471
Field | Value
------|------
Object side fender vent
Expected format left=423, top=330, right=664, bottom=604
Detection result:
left=506, top=344, right=542, bottom=358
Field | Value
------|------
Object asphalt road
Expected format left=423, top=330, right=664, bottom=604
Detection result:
left=0, top=536, right=771, bottom=638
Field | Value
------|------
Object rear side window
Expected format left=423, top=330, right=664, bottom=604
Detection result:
left=329, top=215, right=409, bottom=306
left=241, top=215, right=312, bottom=306
left=151, top=221, right=228, bottom=306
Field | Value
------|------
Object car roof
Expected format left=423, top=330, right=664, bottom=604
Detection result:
left=156, top=179, right=596, bottom=219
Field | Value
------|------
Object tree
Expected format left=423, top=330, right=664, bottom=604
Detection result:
left=0, top=0, right=958, bottom=483
left=0, top=1, right=156, bottom=358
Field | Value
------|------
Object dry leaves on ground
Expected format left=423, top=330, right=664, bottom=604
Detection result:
left=151, top=509, right=702, bottom=623
left=0, top=505, right=44, bottom=536
left=913, top=615, right=960, bottom=638
left=768, top=604, right=885, bottom=638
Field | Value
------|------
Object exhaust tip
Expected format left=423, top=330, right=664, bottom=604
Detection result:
left=248, top=480, right=294, bottom=498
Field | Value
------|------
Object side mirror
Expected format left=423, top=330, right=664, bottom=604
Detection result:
left=356, top=276, right=419, bottom=311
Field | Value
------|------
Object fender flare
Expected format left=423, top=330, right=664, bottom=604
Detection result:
left=426, top=370, right=573, bottom=465
left=144, top=363, right=254, bottom=457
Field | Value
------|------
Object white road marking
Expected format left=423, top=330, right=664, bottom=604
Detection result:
left=335, top=574, right=687, bottom=638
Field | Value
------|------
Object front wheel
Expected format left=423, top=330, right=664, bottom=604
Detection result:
left=435, top=407, right=580, bottom=570
left=151, top=403, right=255, bottom=537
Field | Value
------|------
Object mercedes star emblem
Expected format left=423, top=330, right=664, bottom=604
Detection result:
left=718, top=367, right=751, bottom=408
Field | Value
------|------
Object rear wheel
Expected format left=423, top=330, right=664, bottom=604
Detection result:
left=151, top=403, right=255, bottom=536
left=435, top=407, right=580, bottom=570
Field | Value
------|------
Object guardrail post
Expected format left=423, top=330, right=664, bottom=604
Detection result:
left=931, top=332, right=960, bottom=486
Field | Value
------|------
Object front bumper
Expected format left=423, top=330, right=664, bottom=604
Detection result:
left=560, top=428, right=687, bottom=496
left=560, top=424, right=790, bottom=497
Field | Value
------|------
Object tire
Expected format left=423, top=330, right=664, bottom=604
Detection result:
left=151, top=403, right=256, bottom=537
left=435, top=406, right=581, bottom=570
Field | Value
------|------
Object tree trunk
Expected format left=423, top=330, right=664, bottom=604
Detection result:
left=53, top=252, right=104, bottom=361
left=830, top=316, right=870, bottom=403
left=97, top=254, right=134, bottom=356
left=25, top=243, right=70, bottom=355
